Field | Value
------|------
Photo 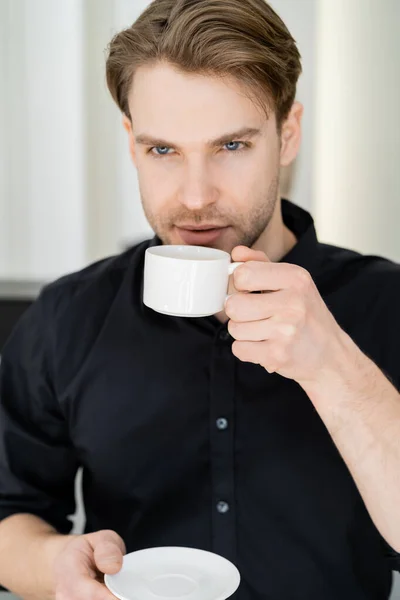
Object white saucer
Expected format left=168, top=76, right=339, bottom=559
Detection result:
left=104, top=546, right=240, bottom=600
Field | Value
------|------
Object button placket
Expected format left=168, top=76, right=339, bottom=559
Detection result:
left=209, top=341, right=237, bottom=563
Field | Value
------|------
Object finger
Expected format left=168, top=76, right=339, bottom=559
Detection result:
left=231, top=340, right=263, bottom=364
left=225, top=289, right=289, bottom=322
left=94, top=540, right=124, bottom=575
left=87, top=530, right=126, bottom=575
left=228, top=318, right=296, bottom=342
left=89, top=530, right=126, bottom=555
left=231, top=245, right=269, bottom=263
left=233, top=260, right=309, bottom=293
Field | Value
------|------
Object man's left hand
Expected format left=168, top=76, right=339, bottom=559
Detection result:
left=226, top=246, right=346, bottom=385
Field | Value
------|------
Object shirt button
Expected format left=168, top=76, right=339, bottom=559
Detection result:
left=219, top=329, right=231, bottom=341
left=216, top=418, right=228, bottom=430
left=217, top=501, right=230, bottom=514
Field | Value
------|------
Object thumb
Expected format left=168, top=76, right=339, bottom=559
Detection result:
left=94, top=540, right=124, bottom=574
left=91, top=530, right=125, bottom=575
left=231, top=245, right=270, bottom=263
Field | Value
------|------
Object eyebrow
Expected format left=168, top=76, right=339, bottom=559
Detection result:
left=134, top=127, right=261, bottom=149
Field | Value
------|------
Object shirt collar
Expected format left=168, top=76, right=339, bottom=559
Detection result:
left=279, top=199, right=320, bottom=280
left=147, top=199, right=320, bottom=279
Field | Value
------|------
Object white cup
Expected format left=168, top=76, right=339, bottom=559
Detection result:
left=143, top=245, right=243, bottom=317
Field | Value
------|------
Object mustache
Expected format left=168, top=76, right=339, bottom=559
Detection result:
left=164, top=210, right=231, bottom=226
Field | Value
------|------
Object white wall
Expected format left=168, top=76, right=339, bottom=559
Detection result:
left=0, top=0, right=8, bottom=276
left=270, top=0, right=316, bottom=212
left=314, top=0, right=400, bottom=262
left=0, top=0, right=87, bottom=281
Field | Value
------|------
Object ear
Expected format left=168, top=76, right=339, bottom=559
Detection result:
left=279, top=101, right=303, bottom=167
left=122, top=114, right=137, bottom=167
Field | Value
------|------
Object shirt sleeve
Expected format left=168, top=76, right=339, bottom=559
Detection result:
left=0, top=290, right=79, bottom=534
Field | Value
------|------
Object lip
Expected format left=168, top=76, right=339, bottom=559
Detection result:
left=176, top=224, right=227, bottom=231
left=176, top=226, right=228, bottom=245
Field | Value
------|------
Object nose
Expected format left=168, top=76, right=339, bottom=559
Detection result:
left=178, top=157, right=217, bottom=210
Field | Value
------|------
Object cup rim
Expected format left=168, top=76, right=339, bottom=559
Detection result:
left=146, top=244, right=230, bottom=261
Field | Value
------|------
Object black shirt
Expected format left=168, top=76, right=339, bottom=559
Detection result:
left=1, top=200, right=400, bottom=599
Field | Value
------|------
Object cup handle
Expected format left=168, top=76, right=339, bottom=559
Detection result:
left=225, top=261, right=244, bottom=304
left=228, top=261, right=244, bottom=275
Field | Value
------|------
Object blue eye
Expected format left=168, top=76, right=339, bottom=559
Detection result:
left=224, top=141, right=243, bottom=152
left=151, top=146, right=172, bottom=156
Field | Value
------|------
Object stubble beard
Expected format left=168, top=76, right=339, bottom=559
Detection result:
left=141, top=172, right=280, bottom=251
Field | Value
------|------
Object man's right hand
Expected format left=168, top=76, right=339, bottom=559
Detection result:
left=53, top=529, right=126, bottom=599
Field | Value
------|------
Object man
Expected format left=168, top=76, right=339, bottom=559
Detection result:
left=1, top=0, right=400, bottom=598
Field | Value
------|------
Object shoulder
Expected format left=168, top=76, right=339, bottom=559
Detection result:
left=316, top=243, right=400, bottom=386
left=39, top=239, right=151, bottom=320
left=19, top=239, right=153, bottom=393
left=317, top=242, right=400, bottom=297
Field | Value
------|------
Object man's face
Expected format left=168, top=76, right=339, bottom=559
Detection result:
left=126, top=63, right=284, bottom=253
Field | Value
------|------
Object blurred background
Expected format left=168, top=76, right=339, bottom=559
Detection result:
left=0, top=0, right=399, bottom=597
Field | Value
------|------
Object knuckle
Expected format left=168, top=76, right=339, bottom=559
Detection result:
left=284, top=302, right=306, bottom=324
left=294, top=268, right=311, bottom=290
left=286, top=307, right=305, bottom=326
left=279, top=323, right=297, bottom=338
